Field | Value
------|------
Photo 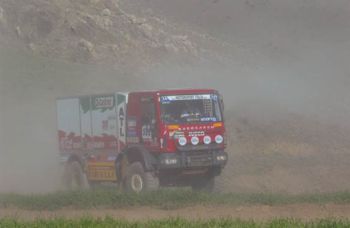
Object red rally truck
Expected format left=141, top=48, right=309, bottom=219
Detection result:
left=57, top=89, right=228, bottom=193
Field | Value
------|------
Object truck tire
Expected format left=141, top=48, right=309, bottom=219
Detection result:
left=63, top=161, right=86, bottom=190
left=191, top=176, right=215, bottom=193
left=124, top=162, right=159, bottom=193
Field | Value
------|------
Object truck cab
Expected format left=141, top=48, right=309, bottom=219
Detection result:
left=123, top=89, right=227, bottom=191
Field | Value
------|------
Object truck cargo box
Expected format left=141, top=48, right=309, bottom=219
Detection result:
left=57, top=93, right=128, bottom=156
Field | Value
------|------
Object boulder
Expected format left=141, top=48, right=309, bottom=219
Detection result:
left=15, top=26, right=22, bottom=38
left=102, top=8, right=111, bottom=17
left=78, top=38, right=94, bottom=53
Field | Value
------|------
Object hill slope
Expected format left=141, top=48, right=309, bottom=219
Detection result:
left=0, top=0, right=231, bottom=69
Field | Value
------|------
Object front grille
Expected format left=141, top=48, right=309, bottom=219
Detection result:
left=177, top=143, right=222, bottom=152
left=184, top=151, right=214, bottom=167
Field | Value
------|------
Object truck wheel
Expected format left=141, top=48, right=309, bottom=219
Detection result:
left=191, top=177, right=215, bottom=193
left=124, top=162, right=159, bottom=193
left=63, top=161, right=86, bottom=190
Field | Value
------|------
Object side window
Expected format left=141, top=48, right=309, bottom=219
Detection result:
left=140, top=97, right=157, bottom=143
left=219, top=94, right=224, bottom=111
left=219, top=94, right=224, bottom=121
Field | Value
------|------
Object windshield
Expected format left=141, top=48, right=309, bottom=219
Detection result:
left=160, top=94, right=222, bottom=124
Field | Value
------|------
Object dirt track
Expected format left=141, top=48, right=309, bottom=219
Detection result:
left=2, top=204, right=350, bottom=221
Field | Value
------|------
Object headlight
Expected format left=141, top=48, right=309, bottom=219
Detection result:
left=203, top=135, right=212, bottom=145
left=178, top=137, right=187, bottom=146
left=191, top=136, right=199, bottom=145
left=216, top=155, right=227, bottom=161
left=215, top=135, right=224, bottom=144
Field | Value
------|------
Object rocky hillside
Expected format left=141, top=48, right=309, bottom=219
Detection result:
left=0, top=0, right=228, bottom=69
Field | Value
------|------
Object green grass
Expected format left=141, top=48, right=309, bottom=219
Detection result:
left=0, top=217, right=349, bottom=228
left=1, top=189, right=350, bottom=210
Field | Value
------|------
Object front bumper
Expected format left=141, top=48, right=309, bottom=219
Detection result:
left=158, top=150, right=228, bottom=169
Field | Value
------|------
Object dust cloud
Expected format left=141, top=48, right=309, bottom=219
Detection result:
left=127, top=0, right=350, bottom=193
left=1, top=0, right=350, bottom=193
left=0, top=47, right=136, bottom=193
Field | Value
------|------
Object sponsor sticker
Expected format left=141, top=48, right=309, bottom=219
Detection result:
left=161, top=94, right=212, bottom=103
left=94, top=96, right=114, bottom=109
left=189, top=131, right=205, bottom=137
left=127, top=137, right=140, bottom=144
left=127, top=117, right=137, bottom=137
left=107, top=156, right=117, bottom=161
left=200, top=117, right=217, bottom=122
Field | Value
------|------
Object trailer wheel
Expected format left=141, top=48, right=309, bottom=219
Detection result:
left=63, top=161, right=86, bottom=190
left=191, top=177, right=215, bottom=193
left=124, top=162, right=159, bottom=193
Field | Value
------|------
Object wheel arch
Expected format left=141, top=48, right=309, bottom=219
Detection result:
left=119, top=146, right=157, bottom=172
left=66, top=154, right=84, bottom=167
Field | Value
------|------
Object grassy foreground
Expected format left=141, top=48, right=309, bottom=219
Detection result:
left=0, top=218, right=349, bottom=228
left=1, top=189, right=350, bottom=210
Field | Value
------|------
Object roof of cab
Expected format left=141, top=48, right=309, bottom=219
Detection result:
left=129, top=88, right=218, bottom=96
